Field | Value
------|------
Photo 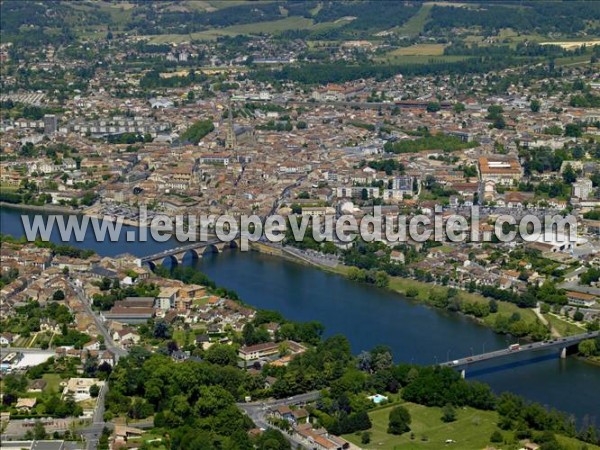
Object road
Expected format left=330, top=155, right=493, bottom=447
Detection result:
left=70, top=281, right=127, bottom=361
left=69, top=281, right=128, bottom=450
left=247, top=98, right=452, bottom=111
left=0, top=348, right=55, bottom=356
left=237, top=391, right=321, bottom=449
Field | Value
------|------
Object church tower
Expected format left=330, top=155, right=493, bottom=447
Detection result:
left=226, top=98, right=237, bottom=152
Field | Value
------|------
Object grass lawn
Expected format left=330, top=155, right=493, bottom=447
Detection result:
left=0, top=183, right=19, bottom=193
left=544, top=313, right=586, bottom=336
left=554, top=53, right=597, bottom=67
left=148, top=16, right=316, bottom=43
left=42, top=373, right=63, bottom=393
left=386, top=43, right=447, bottom=57
left=172, top=329, right=193, bottom=347
left=344, top=402, right=600, bottom=450
left=343, top=402, right=502, bottom=450
left=375, top=53, right=467, bottom=65
left=147, top=15, right=351, bottom=43
left=394, top=3, right=433, bottom=36
left=388, top=276, right=538, bottom=327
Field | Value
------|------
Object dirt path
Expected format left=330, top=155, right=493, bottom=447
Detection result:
left=533, top=306, right=561, bottom=338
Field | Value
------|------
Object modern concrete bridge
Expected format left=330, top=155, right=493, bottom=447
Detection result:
left=440, top=331, right=599, bottom=378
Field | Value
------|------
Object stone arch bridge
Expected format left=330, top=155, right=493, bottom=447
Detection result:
left=139, top=238, right=240, bottom=270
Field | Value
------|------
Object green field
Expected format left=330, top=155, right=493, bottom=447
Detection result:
left=343, top=401, right=600, bottom=450
left=544, top=313, right=586, bottom=336
left=344, top=402, right=501, bottom=450
left=394, top=3, right=433, bottom=36
left=375, top=53, right=468, bottom=65
left=388, top=276, right=539, bottom=331
left=146, top=15, right=348, bottom=43
left=385, top=43, right=447, bottom=56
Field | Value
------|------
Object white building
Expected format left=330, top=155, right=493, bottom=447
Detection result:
left=573, top=178, right=593, bottom=200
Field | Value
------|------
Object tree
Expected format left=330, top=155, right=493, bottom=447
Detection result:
left=530, top=99, right=541, bottom=113
left=357, top=351, right=373, bottom=372
left=578, top=339, right=597, bottom=357
left=89, top=384, right=100, bottom=398
left=562, top=163, right=577, bottom=184
left=361, top=431, right=371, bottom=444
left=33, top=421, right=47, bottom=440
left=493, top=116, right=506, bottom=129
left=573, top=310, right=584, bottom=322
left=153, top=321, right=171, bottom=339
left=489, top=299, right=498, bottom=314
left=254, top=429, right=291, bottom=449
left=487, top=105, right=503, bottom=118
left=564, top=123, right=582, bottom=138
left=374, top=271, right=389, bottom=288
left=388, top=405, right=411, bottom=435
left=426, top=102, right=441, bottom=113
left=453, top=102, right=465, bottom=113
left=373, top=350, right=393, bottom=371
left=490, top=430, right=503, bottom=443
left=205, top=344, right=238, bottom=366
left=441, top=403, right=457, bottom=423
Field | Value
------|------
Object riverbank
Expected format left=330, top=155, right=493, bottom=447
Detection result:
left=0, top=201, right=81, bottom=215
left=0, top=202, right=182, bottom=230
left=250, top=241, right=567, bottom=341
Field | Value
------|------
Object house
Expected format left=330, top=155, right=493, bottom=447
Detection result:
left=0, top=332, right=17, bottom=346
left=566, top=291, right=598, bottom=307
left=99, top=350, right=115, bottom=367
left=28, top=379, right=48, bottom=393
left=291, top=408, right=309, bottom=424
left=103, top=306, right=154, bottom=324
left=272, top=405, right=293, bottom=421
left=62, top=378, right=104, bottom=402
left=40, top=318, right=61, bottom=334
left=478, top=156, right=523, bottom=185
left=15, top=397, right=37, bottom=412
left=83, top=339, right=101, bottom=351
left=239, top=342, right=280, bottom=361
left=564, top=267, right=588, bottom=283
left=195, top=334, right=210, bottom=346
left=89, top=266, right=118, bottom=280
left=113, top=329, right=141, bottom=345
left=171, top=350, right=190, bottom=363
left=156, top=287, right=178, bottom=310
left=293, top=423, right=351, bottom=450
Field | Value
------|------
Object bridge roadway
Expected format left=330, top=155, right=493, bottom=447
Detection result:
left=440, top=331, right=599, bottom=370
left=140, top=237, right=223, bottom=263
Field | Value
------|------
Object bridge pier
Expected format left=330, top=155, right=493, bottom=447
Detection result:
left=460, top=369, right=466, bottom=379
left=560, top=347, right=567, bottom=359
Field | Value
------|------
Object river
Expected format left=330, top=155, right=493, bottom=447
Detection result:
left=1, top=206, right=598, bottom=423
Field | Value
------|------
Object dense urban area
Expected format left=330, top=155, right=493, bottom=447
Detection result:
left=1, top=1, right=600, bottom=450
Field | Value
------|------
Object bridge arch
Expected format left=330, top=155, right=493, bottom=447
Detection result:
left=181, top=249, right=201, bottom=265
left=201, top=244, right=219, bottom=255
left=143, top=261, right=157, bottom=271
left=160, top=254, right=179, bottom=268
